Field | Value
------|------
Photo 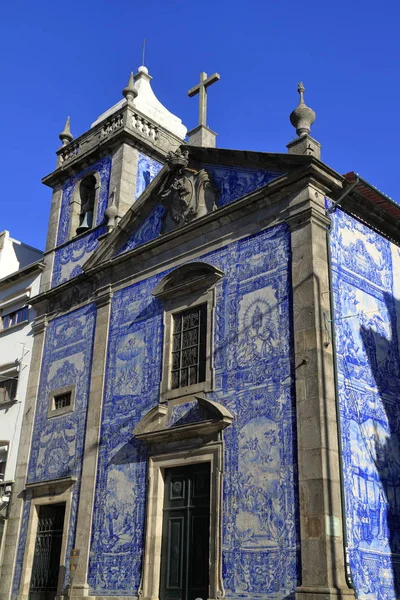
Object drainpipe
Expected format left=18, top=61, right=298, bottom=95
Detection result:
left=325, top=181, right=359, bottom=597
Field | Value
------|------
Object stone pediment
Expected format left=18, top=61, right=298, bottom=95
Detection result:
left=83, top=148, right=220, bottom=270
left=82, top=147, right=308, bottom=272
left=133, top=396, right=233, bottom=443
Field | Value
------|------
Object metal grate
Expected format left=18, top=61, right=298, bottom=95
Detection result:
left=29, top=504, right=65, bottom=594
left=171, top=304, right=207, bottom=389
left=54, top=391, right=71, bottom=410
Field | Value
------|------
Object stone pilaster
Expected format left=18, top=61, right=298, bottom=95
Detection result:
left=70, top=286, right=113, bottom=597
left=40, top=185, right=63, bottom=293
left=44, top=186, right=63, bottom=253
left=287, top=187, right=354, bottom=600
left=109, top=143, right=139, bottom=221
left=0, top=315, right=48, bottom=600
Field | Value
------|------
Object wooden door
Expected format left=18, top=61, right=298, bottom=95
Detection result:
left=159, top=463, right=210, bottom=600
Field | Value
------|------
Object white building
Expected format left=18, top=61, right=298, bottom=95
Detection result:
left=0, top=231, right=43, bottom=571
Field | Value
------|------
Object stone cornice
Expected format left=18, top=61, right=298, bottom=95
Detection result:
left=95, top=284, right=113, bottom=307
left=31, top=314, right=48, bottom=335
left=24, top=475, right=77, bottom=498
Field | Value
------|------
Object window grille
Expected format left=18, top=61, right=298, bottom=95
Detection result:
left=2, top=306, right=28, bottom=329
left=29, top=504, right=65, bottom=593
left=171, top=304, right=207, bottom=389
left=0, top=377, right=17, bottom=402
left=54, top=391, right=72, bottom=411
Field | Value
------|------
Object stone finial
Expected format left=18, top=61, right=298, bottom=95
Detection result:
left=123, top=72, right=138, bottom=106
left=59, top=116, right=73, bottom=146
left=105, top=187, right=119, bottom=233
left=289, top=82, right=316, bottom=137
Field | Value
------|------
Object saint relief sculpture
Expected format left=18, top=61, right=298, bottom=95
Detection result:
left=161, top=148, right=218, bottom=232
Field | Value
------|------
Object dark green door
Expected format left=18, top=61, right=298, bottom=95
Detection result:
left=159, top=463, right=210, bottom=600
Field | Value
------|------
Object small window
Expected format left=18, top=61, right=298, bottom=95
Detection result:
left=54, top=391, right=72, bottom=410
left=48, top=385, right=75, bottom=417
left=171, top=304, right=207, bottom=389
left=0, top=376, right=17, bottom=403
left=0, top=444, right=8, bottom=482
left=2, top=306, right=28, bottom=330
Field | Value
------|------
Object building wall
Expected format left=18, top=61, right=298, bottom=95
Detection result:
left=0, top=231, right=42, bottom=279
left=88, top=224, right=300, bottom=599
left=0, top=270, right=41, bottom=481
left=331, top=208, right=400, bottom=599
left=11, top=304, right=96, bottom=595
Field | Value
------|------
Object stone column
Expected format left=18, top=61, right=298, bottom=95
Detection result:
left=70, top=285, right=113, bottom=597
left=288, top=186, right=355, bottom=600
left=109, top=143, right=139, bottom=220
left=40, top=186, right=63, bottom=294
left=0, top=315, right=48, bottom=600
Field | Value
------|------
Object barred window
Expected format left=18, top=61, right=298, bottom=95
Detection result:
left=0, top=377, right=17, bottom=403
left=171, top=304, right=207, bottom=389
left=54, top=392, right=72, bottom=411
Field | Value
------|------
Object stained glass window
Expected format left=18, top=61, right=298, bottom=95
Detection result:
left=171, top=304, right=207, bottom=389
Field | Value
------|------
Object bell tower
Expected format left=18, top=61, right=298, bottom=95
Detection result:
left=40, top=66, right=187, bottom=292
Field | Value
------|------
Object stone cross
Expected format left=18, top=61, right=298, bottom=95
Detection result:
left=188, top=72, right=220, bottom=127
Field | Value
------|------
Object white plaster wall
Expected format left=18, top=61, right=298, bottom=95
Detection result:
left=0, top=231, right=42, bottom=280
left=0, top=270, right=41, bottom=482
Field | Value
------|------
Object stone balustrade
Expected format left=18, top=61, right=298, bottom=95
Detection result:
left=100, top=113, right=124, bottom=137
left=58, top=141, right=80, bottom=165
left=131, top=112, right=159, bottom=140
left=57, top=108, right=159, bottom=167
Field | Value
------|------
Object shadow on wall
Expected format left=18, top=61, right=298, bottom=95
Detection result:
left=360, top=291, right=400, bottom=598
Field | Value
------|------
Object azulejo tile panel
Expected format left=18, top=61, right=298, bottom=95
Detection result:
left=26, top=304, right=96, bottom=483
left=331, top=207, right=400, bottom=600
left=135, top=152, right=163, bottom=200
left=88, top=224, right=300, bottom=599
left=11, top=304, right=97, bottom=596
left=204, top=164, right=283, bottom=208
left=118, top=205, right=164, bottom=255
left=52, top=156, right=111, bottom=287
left=52, top=225, right=106, bottom=287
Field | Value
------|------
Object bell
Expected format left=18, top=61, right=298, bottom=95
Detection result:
left=76, top=210, right=93, bottom=235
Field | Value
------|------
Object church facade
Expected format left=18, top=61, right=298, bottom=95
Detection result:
left=1, top=67, right=400, bottom=600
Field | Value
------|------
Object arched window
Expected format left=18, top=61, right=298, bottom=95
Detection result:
left=76, top=174, right=97, bottom=235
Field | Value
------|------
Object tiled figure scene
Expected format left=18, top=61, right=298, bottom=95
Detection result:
left=331, top=208, right=400, bottom=599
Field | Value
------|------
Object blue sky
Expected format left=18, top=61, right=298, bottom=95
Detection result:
left=1, top=0, right=399, bottom=250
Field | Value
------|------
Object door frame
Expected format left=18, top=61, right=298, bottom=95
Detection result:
left=139, top=442, right=224, bottom=600
left=18, top=484, right=74, bottom=600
